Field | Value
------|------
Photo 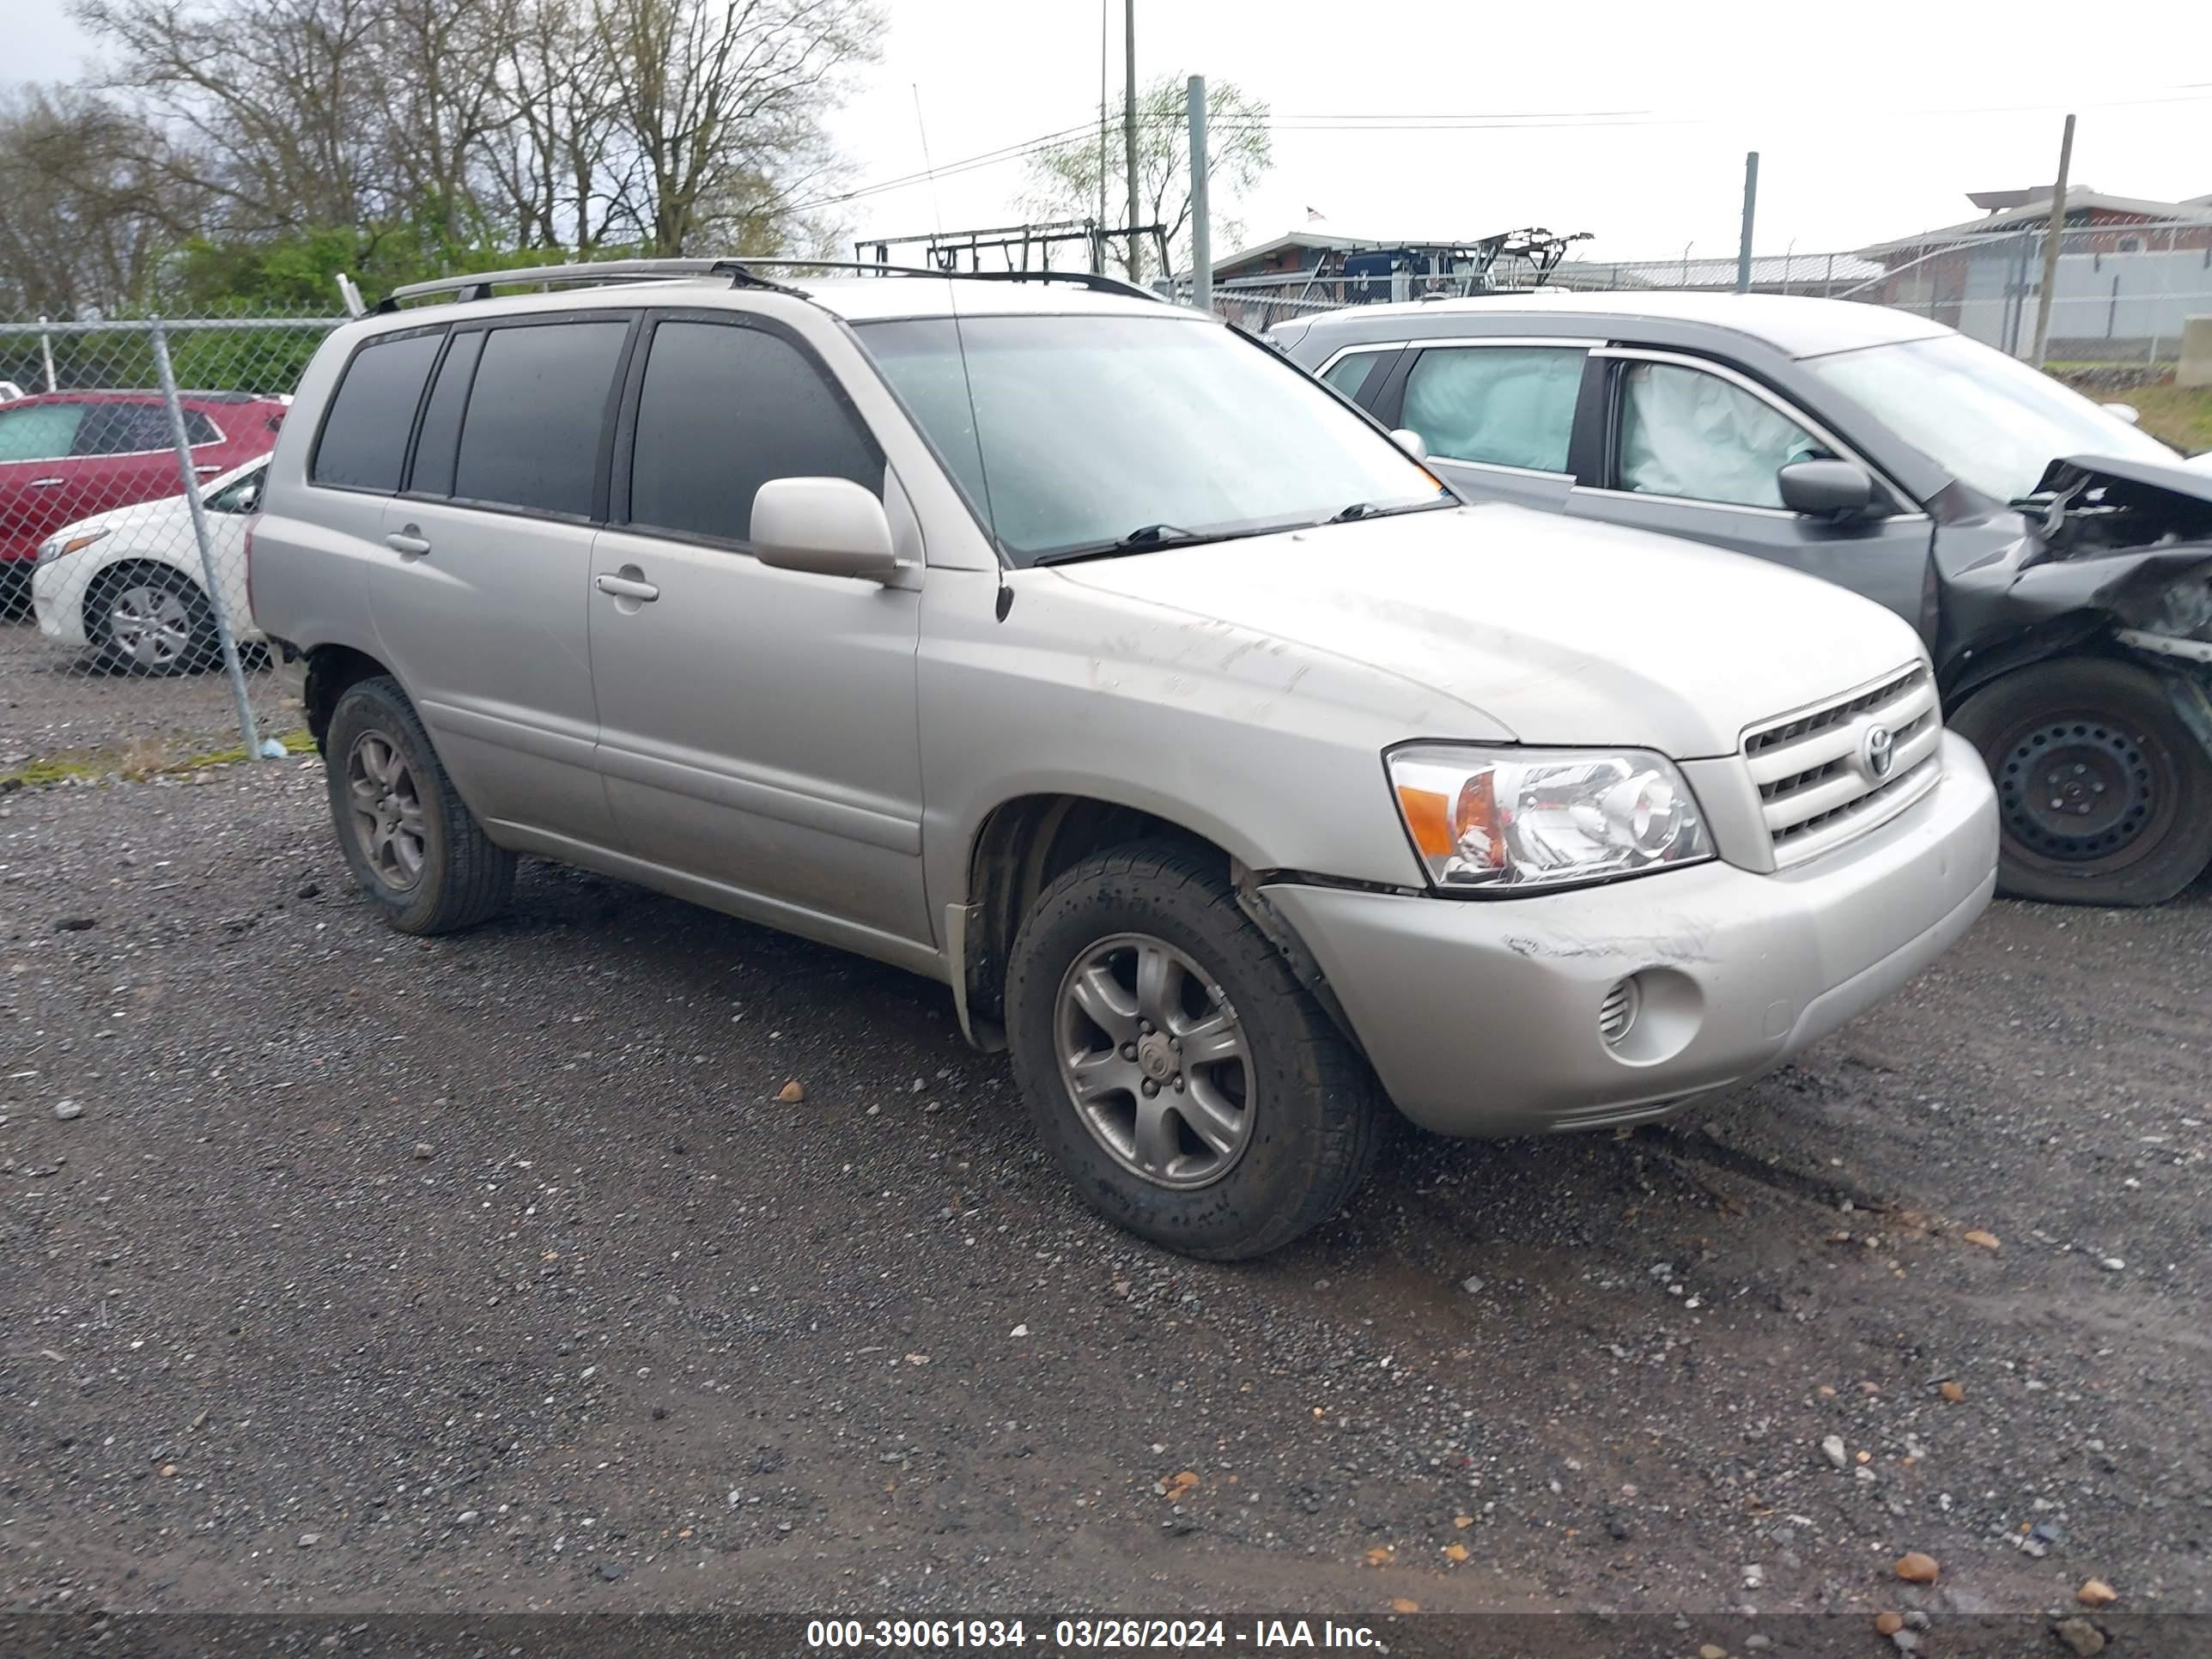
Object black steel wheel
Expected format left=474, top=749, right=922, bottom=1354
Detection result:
left=1952, top=657, right=2211, bottom=906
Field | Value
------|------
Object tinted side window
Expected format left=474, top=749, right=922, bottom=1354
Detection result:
left=313, top=331, right=442, bottom=491
left=183, top=409, right=222, bottom=445
left=1400, top=346, right=1585, bottom=472
left=629, top=320, right=879, bottom=543
left=408, top=329, right=484, bottom=498
left=1616, top=362, right=1828, bottom=509
left=453, top=320, right=629, bottom=518
left=1321, top=350, right=1389, bottom=402
left=76, top=402, right=173, bottom=456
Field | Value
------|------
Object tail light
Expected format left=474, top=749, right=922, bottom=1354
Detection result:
left=243, top=514, right=260, bottom=623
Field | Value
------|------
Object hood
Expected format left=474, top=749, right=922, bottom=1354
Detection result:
left=1922, top=456, right=2212, bottom=698
left=1046, top=503, right=1928, bottom=757
left=38, top=456, right=264, bottom=551
left=44, top=493, right=187, bottom=545
left=2024, top=453, right=2212, bottom=562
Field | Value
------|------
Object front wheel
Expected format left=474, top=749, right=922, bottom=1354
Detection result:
left=1950, top=657, right=2212, bottom=906
left=1006, top=841, right=1384, bottom=1259
left=92, top=565, right=217, bottom=676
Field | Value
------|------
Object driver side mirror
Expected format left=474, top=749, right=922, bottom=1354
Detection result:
left=750, top=477, right=904, bottom=582
left=1778, top=458, right=1874, bottom=520
left=1390, top=428, right=1429, bottom=463
left=2102, top=402, right=2140, bottom=426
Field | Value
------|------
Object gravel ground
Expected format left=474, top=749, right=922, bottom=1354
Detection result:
left=0, top=611, right=295, bottom=777
left=2, top=618, right=2209, bottom=1635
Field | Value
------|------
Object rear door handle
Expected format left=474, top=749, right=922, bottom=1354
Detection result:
left=594, top=572, right=660, bottom=602
left=28, top=477, right=64, bottom=488
left=385, top=528, right=431, bottom=556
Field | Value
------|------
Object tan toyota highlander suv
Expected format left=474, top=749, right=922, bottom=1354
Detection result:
left=247, top=258, right=2000, bottom=1259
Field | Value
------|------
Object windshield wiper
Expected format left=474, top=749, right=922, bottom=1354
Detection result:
left=1032, top=523, right=1221, bottom=566
left=1326, top=497, right=1455, bottom=524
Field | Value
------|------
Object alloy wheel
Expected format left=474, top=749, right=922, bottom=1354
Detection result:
left=345, top=731, right=428, bottom=891
left=108, top=583, right=196, bottom=671
left=1054, top=933, right=1255, bottom=1189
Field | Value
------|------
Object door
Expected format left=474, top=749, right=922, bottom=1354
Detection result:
left=1367, top=339, right=1590, bottom=513
left=587, top=311, right=928, bottom=949
left=363, top=316, right=631, bottom=842
left=0, top=400, right=93, bottom=566
left=1565, top=349, right=1937, bottom=635
left=70, top=399, right=210, bottom=526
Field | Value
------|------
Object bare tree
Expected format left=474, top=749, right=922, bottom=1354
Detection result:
left=75, top=0, right=392, bottom=236
left=591, top=0, right=883, bottom=256
left=0, top=85, right=191, bottom=315
left=1024, top=76, right=1273, bottom=279
left=484, top=0, right=641, bottom=253
left=366, top=0, right=525, bottom=249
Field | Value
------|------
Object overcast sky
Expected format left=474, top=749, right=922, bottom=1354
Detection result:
left=18, top=0, right=2210, bottom=262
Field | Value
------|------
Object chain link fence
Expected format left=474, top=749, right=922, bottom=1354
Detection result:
left=1, top=315, right=343, bottom=773
left=1183, top=218, right=2212, bottom=373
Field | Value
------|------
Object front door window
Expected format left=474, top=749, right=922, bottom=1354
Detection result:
left=1616, top=362, right=1827, bottom=508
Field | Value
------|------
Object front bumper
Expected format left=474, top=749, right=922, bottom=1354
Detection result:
left=29, top=559, right=90, bottom=648
left=1266, top=730, right=1998, bottom=1136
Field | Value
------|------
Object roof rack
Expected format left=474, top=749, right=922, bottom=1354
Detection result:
left=376, top=256, right=1171, bottom=312
left=738, top=259, right=1168, bottom=305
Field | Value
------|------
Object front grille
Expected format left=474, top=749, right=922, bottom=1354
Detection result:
left=1743, top=664, right=1942, bottom=867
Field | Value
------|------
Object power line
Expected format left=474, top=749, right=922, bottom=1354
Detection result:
left=793, top=83, right=2212, bottom=217
left=785, top=120, right=1100, bottom=213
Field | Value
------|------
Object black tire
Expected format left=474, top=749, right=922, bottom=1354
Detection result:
left=89, top=563, right=217, bottom=677
left=1950, top=656, right=2212, bottom=907
left=323, top=675, right=515, bottom=935
left=1006, top=840, right=1383, bottom=1259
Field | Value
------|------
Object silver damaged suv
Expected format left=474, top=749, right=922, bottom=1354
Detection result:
left=249, top=260, right=2001, bottom=1259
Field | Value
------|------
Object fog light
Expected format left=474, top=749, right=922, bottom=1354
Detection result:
left=1599, top=977, right=1640, bottom=1048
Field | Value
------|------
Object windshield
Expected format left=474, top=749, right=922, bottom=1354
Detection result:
left=855, top=313, right=1449, bottom=564
left=1805, top=332, right=2177, bottom=504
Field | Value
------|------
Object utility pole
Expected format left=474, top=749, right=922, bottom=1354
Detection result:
left=1095, top=0, right=1108, bottom=273
left=1735, top=151, right=1759, bottom=295
left=1188, top=76, right=1211, bottom=312
left=2031, top=112, right=2076, bottom=364
left=1123, top=0, right=1141, bottom=284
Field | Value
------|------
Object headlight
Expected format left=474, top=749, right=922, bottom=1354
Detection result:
left=1387, top=744, right=1715, bottom=892
left=37, top=527, right=110, bottom=566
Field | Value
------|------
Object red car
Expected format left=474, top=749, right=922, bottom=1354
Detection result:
left=0, top=389, right=289, bottom=603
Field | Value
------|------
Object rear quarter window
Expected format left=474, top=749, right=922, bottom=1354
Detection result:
left=312, top=331, right=443, bottom=492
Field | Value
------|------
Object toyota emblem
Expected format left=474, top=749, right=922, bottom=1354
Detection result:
left=1862, top=723, right=1896, bottom=781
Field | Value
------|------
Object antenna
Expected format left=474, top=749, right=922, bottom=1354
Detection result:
left=904, top=94, right=1006, bottom=612
left=912, top=85, right=945, bottom=241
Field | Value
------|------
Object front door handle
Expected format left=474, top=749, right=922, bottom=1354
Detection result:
left=385, top=527, right=431, bottom=556
left=193, top=463, right=221, bottom=475
left=594, top=571, right=660, bottom=602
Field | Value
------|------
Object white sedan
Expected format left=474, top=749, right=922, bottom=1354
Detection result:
left=31, top=455, right=266, bottom=673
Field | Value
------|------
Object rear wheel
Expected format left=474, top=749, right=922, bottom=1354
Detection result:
left=1951, top=656, right=2212, bottom=906
left=324, top=675, right=515, bottom=934
left=91, top=565, right=217, bottom=676
left=1006, top=840, right=1383, bottom=1259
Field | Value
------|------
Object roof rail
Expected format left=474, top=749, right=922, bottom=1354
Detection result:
left=377, top=255, right=1177, bottom=313
left=376, top=258, right=806, bottom=312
